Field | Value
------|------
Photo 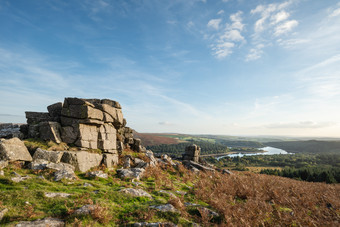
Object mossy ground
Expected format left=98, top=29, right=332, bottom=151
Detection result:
left=0, top=154, right=339, bottom=226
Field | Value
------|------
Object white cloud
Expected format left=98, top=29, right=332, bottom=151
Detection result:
left=330, top=7, right=340, bottom=17
left=271, top=11, right=290, bottom=24
left=208, top=11, right=245, bottom=59
left=277, top=38, right=309, bottom=48
left=274, top=20, right=298, bottom=36
left=217, top=10, right=224, bottom=15
left=221, top=29, right=244, bottom=41
left=207, top=19, right=222, bottom=30
left=246, top=44, right=264, bottom=61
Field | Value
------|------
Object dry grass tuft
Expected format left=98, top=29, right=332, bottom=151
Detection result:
left=194, top=171, right=340, bottom=226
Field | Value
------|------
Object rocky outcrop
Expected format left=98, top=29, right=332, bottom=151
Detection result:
left=0, top=123, right=23, bottom=139
left=22, top=97, right=148, bottom=170
left=182, top=144, right=200, bottom=162
left=0, top=137, right=32, bottom=162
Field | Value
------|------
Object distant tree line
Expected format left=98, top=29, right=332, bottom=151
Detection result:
left=147, top=140, right=229, bottom=157
left=260, top=167, right=340, bottom=184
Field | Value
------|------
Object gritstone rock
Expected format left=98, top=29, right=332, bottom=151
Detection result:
left=15, top=217, right=65, bottom=227
left=0, top=138, right=32, bottom=162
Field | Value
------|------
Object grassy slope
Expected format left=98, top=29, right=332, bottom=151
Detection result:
left=0, top=159, right=339, bottom=226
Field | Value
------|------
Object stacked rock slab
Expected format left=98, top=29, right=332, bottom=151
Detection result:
left=182, top=144, right=200, bottom=163
left=23, top=97, right=146, bottom=170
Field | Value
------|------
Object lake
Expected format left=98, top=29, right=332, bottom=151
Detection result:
left=216, top=146, right=292, bottom=160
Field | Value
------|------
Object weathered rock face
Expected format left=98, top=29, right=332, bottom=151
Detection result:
left=0, top=138, right=32, bottom=162
left=61, top=151, right=102, bottom=172
left=22, top=97, right=148, bottom=171
left=23, top=98, right=144, bottom=154
left=183, top=144, right=200, bottom=162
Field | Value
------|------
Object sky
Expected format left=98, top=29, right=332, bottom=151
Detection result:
left=0, top=0, right=340, bottom=137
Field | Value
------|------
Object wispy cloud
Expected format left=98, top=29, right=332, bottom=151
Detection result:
left=248, top=0, right=298, bottom=60
left=208, top=11, right=245, bottom=59
left=264, top=121, right=335, bottom=129
left=207, top=19, right=222, bottom=30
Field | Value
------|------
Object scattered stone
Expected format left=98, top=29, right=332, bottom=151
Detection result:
left=0, top=137, right=32, bottom=162
left=123, top=156, right=131, bottom=168
left=161, top=154, right=175, bottom=166
left=120, top=188, right=152, bottom=199
left=28, top=159, right=49, bottom=170
left=150, top=204, right=179, bottom=213
left=33, top=148, right=64, bottom=163
left=0, top=208, right=8, bottom=221
left=145, top=151, right=157, bottom=167
left=133, top=222, right=177, bottom=227
left=83, top=182, right=93, bottom=187
left=0, top=170, right=4, bottom=176
left=93, top=190, right=100, bottom=194
left=87, top=170, right=108, bottom=179
left=0, top=160, right=8, bottom=169
left=61, top=151, right=102, bottom=172
left=44, top=192, right=71, bottom=198
left=73, top=204, right=96, bottom=216
left=132, top=181, right=142, bottom=186
left=197, top=207, right=219, bottom=218
left=184, top=161, right=215, bottom=172
left=36, top=175, right=45, bottom=180
left=117, top=168, right=145, bottom=180
left=15, top=217, right=65, bottom=227
left=222, top=169, right=233, bottom=175
left=54, top=168, right=76, bottom=182
left=11, top=175, right=31, bottom=183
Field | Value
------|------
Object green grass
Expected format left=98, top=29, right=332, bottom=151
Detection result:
left=0, top=161, right=207, bottom=226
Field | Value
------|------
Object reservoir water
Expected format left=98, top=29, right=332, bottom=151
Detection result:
left=216, top=146, right=292, bottom=160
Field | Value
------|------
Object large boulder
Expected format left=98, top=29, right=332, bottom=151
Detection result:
left=61, top=104, right=103, bottom=120
left=61, top=151, right=102, bottom=172
left=32, top=148, right=64, bottom=163
left=75, top=124, right=99, bottom=149
left=183, top=144, right=200, bottom=162
left=0, top=138, right=32, bottom=162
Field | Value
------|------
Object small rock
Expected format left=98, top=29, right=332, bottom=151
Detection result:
left=120, top=188, right=152, bottom=199
left=150, top=204, right=179, bottom=213
left=15, top=217, right=65, bottom=227
left=11, top=171, right=21, bottom=177
left=54, top=168, right=76, bottom=182
left=36, top=175, right=45, bottom=180
left=44, top=192, right=71, bottom=198
left=87, top=170, right=108, bottom=179
left=28, top=159, right=49, bottom=170
left=73, top=204, right=96, bottom=216
left=11, top=175, right=31, bottom=183
left=117, top=168, right=145, bottom=180
left=197, top=207, right=219, bottom=218
left=93, top=190, right=99, bottom=194
left=0, top=160, right=8, bottom=169
left=0, top=170, right=4, bottom=176
left=132, top=181, right=143, bottom=186
left=184, top=202, right=199, bottom=207
left=222, top=169, right=233, bottom=175
left=123, top=156, right=131, bottom=168
left=83, top=182, right=93, bottom=187
left=0, top=208, right=8, bottom=221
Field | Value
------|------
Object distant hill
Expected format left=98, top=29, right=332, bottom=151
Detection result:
left=133, top=132, right=180, bottom=146
left=265, top=140, right=340, bottom=154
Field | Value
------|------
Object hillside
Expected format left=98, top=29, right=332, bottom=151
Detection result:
left=265, top=140, right=340, bottom=154
left=1, top=160, right=339, bottom=226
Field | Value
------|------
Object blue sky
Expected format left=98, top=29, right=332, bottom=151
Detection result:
left=1, top=0, right=340, bottom=137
